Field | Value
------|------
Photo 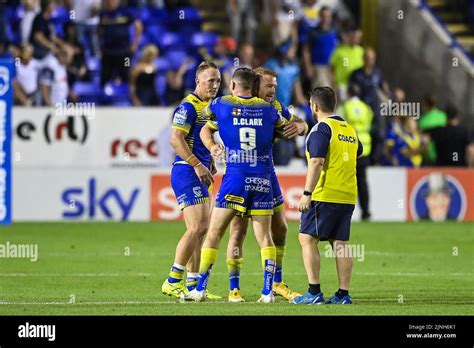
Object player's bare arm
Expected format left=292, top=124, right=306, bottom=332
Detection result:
left=299, top=157, right=325, bottom=213
left=170, top=128, right=213, bottom=185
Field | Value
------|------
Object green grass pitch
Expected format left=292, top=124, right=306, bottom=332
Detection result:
left=0, top=222, right=473, bottom=315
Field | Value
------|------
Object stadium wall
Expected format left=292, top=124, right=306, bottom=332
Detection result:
left=12, top=107, right=474, bottom=222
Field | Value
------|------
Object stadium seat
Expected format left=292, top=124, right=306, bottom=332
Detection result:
left=157, top=32, right=187, bottom=51
left=164, top=50, right=190, bottom=70
left=190, top=32, right=218, bottom=49
left=102, top=81, right=131, bottom=105
left=155, top=57, right=172, bottom=72
left=72, top=82, right=101, bottom=104
left=155, top=74, right=168, bottom=106
left=145, top=24, right=167, bottom=46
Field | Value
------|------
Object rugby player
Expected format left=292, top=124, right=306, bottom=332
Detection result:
left=185, top=67, right=289, bottom=303
left=161, top=61, right=222, bottom=299
left=225, top=67, right=308, bottom=302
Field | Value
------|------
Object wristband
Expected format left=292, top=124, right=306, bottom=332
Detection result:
left=303, top=190, right=312, bottom=196
left=186, top=154, right=201, bottom=167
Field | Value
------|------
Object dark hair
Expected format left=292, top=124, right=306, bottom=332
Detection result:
left=309, top=86, right=337, bottom=112
left=424, top=95, right=437, bottom=108
left=232, top=67, right=257, bottom=90
left=445, top=104, right=459, bottom=120
left=347, top=83, right=360, bottom=98
left=41, top=0, right=53, bottom=14
left=195, top=61, right=218, bottom=79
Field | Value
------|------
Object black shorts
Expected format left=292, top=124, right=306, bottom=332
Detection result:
left=299, top=201, right=355, bottom=241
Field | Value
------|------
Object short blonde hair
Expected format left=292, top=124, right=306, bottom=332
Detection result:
left=253, top=66, right=277, bottom=78
left=195, top=61, right=219, bottom=79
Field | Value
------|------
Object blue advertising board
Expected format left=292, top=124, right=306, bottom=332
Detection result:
left=0, top=59, right=13, bottom=224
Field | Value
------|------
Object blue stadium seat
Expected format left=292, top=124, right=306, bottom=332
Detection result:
left=73, top=82, right=100, bottom=104
left=155, top=57, right=171, bottom=72
left=190, top=32, right=218, bottom=49
left=102, top=81, right=131, bottom=105
left=155, top=74, right=168, bottom=106
left=157, top=32, right=186, bottom=51
left=145, top=24, right=167, bottom=46
left=164, top=50, right=189, bottom=70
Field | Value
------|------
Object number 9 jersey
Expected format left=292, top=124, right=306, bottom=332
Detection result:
left=204, top=95, right=288, bottom=216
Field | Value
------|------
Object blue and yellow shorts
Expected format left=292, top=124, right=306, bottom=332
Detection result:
left=170, top=164, right=210, bottom=210
left=270, top=170, right=285, bottom=212
left=215, top=173, right=274, bottom=216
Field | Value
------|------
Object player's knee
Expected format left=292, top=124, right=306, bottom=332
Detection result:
left=187, top=225, right=208, bottom=238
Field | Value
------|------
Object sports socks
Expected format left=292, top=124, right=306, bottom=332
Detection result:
left=260, top=246, right=276, bottom=296
left=274, top=245, right=285, bottom=283
left=186, top=272, right=199, bottom=291
left=227, top=258, right=244, bottom=290
left=167, top=263, right=185, bottom=283
left=336, top=289, right=349, bottom=299
left=309, top=283, right=321, bottom=295
left=195, top=248, right=218, bottom=292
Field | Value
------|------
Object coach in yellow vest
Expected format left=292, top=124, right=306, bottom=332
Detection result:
left=293, top=86, right=363, bottom=305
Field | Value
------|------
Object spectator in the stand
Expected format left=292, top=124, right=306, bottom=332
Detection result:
left=340, top=84, right=373, bottom=220
left=349, top=47, right=390, bottom=164
left=228, top=0, right=257, bottom=46
left=0, top=1, right=7, bottom=46
left=300, top=0, right=323, bottom=30
left=21, top=0, right=40, bottom=44
left=264, top=40, right=307, bottom=107
left=129, top=44, right=160, bottom=106
left=383, top=88, right=405, bottom=166
left=39, top=45, right=74, bottom=106
left=236, top=42, right=256, bottom=68
left=428, top=105, right=473, bottom=167
left=329, top=25, right=363, bottom=100
left=63, top=22, right=89, bottom=86
left=29, top=0, right=66, bottom=62
left=419, top=95, right=448, bottom=164
left=99, top=0, right=143, bottom=86
left=349, top=48, right=389, bottom=113
left=71, top=0, right=101, bottom=57
left=14, top=43, right=40, bottom=106
left=419, top=95, right=447, bottom=130
left=387, top=116, right=429, bottom=168
left=269, top=0, right=301, bottom=49
left=303, top=6, right=338, bottom=88
left=166, top=59, right=194, bottom=105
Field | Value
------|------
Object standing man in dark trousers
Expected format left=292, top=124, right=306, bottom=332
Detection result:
left=341, top=84, right=373, bottom=220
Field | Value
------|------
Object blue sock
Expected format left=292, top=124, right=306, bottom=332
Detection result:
left=229, top=275, right=240, bottom=290
left=274, top=267, right=283, bottom=283
left=196, top=265, right=213, bottom=292
left=262, top=259, right=275, bottom=296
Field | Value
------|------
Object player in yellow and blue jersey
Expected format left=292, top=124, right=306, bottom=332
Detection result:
left=225, top=67, right=308, bottom=303
left=184, top=67, right=289, bottom=303
left=294, top=86, right=363, bottom=305
left=161, top=62, right=222, bottom=300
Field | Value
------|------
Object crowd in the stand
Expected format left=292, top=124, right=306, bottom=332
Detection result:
left=1, top=0, right=473, bottom=167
